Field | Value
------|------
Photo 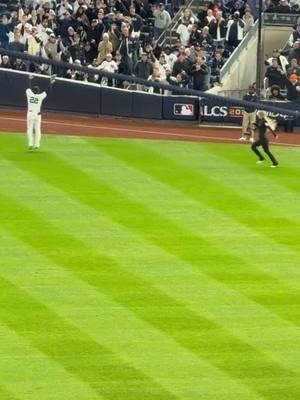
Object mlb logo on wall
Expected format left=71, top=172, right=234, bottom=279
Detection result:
left=174, top=104, right=194, bottom=116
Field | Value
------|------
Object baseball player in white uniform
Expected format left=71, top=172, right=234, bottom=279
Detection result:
left=26, top=75, right=55, bottom=150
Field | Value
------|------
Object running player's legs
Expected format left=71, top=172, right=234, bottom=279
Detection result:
left=251, top=139, right=265, bottom=161
left=27, top=114, right=34, bottom=148
left=262, top=140, right=278, bottom=165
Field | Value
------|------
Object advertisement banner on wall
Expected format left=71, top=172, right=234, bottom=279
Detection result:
left=162, top=96, right=199, bottom=120
left=200, top=98, right=300, bottom=127
left=200, top=100, right=243, bottom=124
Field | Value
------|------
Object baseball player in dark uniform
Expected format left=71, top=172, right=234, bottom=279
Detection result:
left=251, top=110, right=279, bottom=168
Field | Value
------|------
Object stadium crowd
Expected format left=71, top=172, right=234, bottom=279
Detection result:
left=0, top=0, right=293, bottom=93
left=264, top=23, right=300, bottom=102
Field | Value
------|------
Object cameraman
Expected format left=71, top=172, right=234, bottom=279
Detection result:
left=226, top=11, right=245, bottom=50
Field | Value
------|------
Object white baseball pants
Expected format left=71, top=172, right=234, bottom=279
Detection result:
left=27, top=112, right=42, bottom=148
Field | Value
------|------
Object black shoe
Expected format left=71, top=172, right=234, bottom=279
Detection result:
left=28, top=146, right=33, bottom=150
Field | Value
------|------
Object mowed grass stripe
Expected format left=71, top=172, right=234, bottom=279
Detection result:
left=83, top=140, right=300, bottom=317
left=201, top=143, right=300, bottom=203
left=113, top=139, right=300, bottom=251
left=0, top=322, right=102, bottom=400
left=188, top=142, right=300, bottom=210
left=0, top=385, right=18, bottom=400
left=0, top=270, right=183, bottom=400
left=2, top=153, right=299, bottom=342
left=2, top=219, right=260, bottom=399
left=2, top=136, right=300, bottom=340
left=0, top=138, right=300, bottom=396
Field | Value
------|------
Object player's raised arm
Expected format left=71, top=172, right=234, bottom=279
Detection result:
left=48, top=74, right=56, bottom=89
left=28, top=74, right=34, bottom=89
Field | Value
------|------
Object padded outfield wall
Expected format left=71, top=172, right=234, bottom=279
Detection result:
left=0, top=69, right=299, bottom=127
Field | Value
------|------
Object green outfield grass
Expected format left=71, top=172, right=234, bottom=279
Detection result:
left=0, top=132, right=300, bottom=400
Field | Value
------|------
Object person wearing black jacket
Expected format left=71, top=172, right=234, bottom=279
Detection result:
left=190, top=56, right=209, bottom=90
left=239, top=85, right=258, bottom=142
left=209, top=11, right=226, bottom=45
left=251, top=111, right=279, bottom=168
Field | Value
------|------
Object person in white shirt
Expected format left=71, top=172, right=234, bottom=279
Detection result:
left=99, top=53, right=118, bottom=86
left=26, top=74, right=56, bottom=150
left=153, top=53, right=169, bottom=81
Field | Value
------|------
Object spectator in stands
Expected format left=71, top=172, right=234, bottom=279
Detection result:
left=268, top=85, right=286, bottom=100
left=88, top=58, right=100, bottom=81
left=167, top=70, right=189, bottom=93
left=172, top=52, right=191, bottom=77
left=285, top=73, right=300, bottom=101
left=266, top=48, right=289, bottom=74
left=37, top=18, right=52, bottom=45
left=0, top=55, right=11, bottom=68
left=176, top=19, right=192, bottom=46
left=202, top=9, right=216, bottom=27
left=69, top=32, right=85, bottom=62
left=17, top=14, right=32, bottom=45
left=190, top=55, right=209, bottom=90
left=152, top=3, right=171, bottom=39
left=75, top=6, right=90, bottom=29
left=56, top=0, right=73, bottom=18
left=288, top=40, right=300, bottom=64
left=129, top=5, right=144, bottom=36
left=209, top=11, right=226, bottom=46
left=97, top=32, right=113, bottom=64
left=154, top=52, right=169, bottom=81
left=216, top=43, right=230, bottom=58
left=199, top=25, right=213, bottom=49
left=27, top=26, right=42, bottom=56
left=288, top=24, right=300, bottom=47
left=135, top=52, right=153, bottom=90
left=265, top=58, right=285, bottom=88
left=28, top=9, right=40, bottom=28
left=13, top=57, right=27, bottom=71
left=212, top=0, right=227, bottom=18
left=106, top=22, right=120, bottom=54
left=8, top=28, right=26, bottom=53
left=242, top=7, right=254, bottom=34
left=290, top=0, right=300, bottom=13
left=164, top=46, right=177, bottom=70
left=0, top=15, right=14, bottom=49
left=66, top=58, right=85, bottom=80
left=87, top=19, right=104, bottom=47
left=189, top=24, right=202, bottom=46
left=275, top=0, right=291, bottom=13
left=286, top=58, right=300, bottom=79
left=37, top=2, right=56, bottom=27
left=226, top=11, right=245, bottom=49
left=84, top=40, right=97, bottom=64
left=180, top=8, right=197, bottom=25
left=264, top=0, right=276, bottom=12
left=99, top=53, right=118, bottom=86
left=211, top=50, right=225, bottom=82
left=44, top=33, right=63, bottom=61
left=147, top=66, right=163, bottom=93
left=118, top=21, right=139, bottom=75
